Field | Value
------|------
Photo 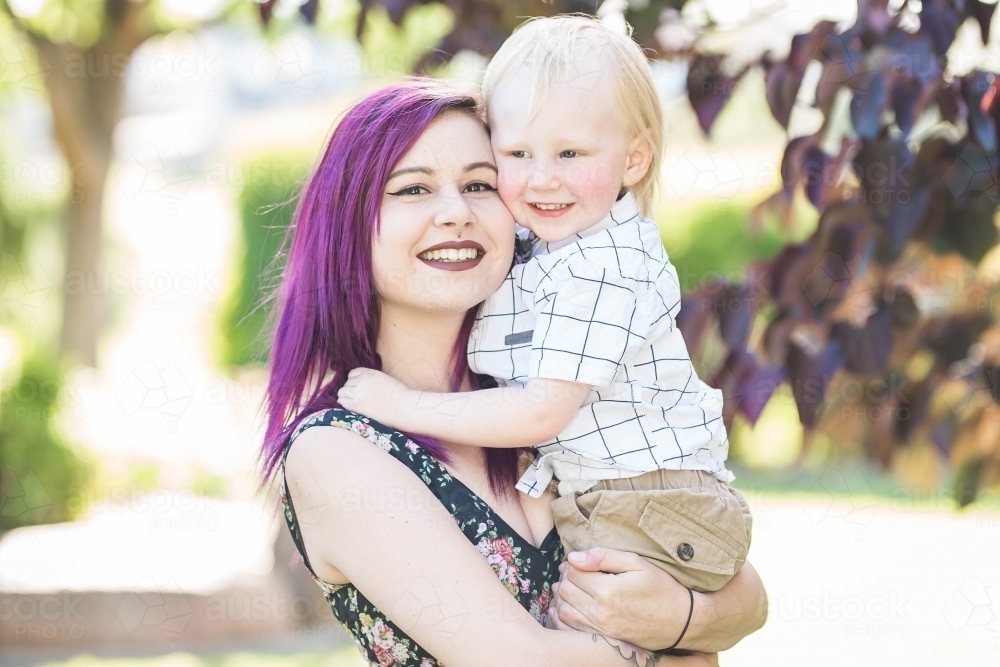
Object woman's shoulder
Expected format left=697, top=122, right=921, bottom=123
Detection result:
left=285, top=406, right=409, bottom=460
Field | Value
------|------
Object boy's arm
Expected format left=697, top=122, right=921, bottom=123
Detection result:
left=337, top=368, right=591, bottom=447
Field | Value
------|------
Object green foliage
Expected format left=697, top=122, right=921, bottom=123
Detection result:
left=657, top=198, right=790, bottom=293
left=191, top=470, right=227, bottom=498
left=0, top=354, right=92, bottom=532
left=217, top=150, right=315, bottom=369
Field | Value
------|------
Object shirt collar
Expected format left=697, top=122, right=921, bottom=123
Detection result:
left=529, top=190, right=642, bottom=256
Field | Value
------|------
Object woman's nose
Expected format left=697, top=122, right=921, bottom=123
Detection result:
left=433, top=188, right=476, bottom=231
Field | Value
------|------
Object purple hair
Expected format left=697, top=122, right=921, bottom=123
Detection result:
left=259, top=79, right=520, bottom=498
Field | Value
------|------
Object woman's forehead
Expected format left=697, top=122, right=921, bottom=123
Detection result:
left=394, top=112, right=493, bottom=173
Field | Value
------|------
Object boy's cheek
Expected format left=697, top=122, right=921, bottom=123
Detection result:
left=496, top=176, right=523, bottom=211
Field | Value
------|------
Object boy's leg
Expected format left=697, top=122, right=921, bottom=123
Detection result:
left=550, top=470, right=752, bottom=593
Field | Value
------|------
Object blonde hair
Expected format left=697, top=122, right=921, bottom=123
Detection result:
left=482, top=15, right=664, bottom=215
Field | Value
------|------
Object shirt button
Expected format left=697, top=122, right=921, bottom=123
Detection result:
left=677, top=543, right=694, bottom=561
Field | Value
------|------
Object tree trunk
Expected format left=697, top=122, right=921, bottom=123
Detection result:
left=60, top=159, right=109, bottom=365
left=28, top=2, right=149, bottom=366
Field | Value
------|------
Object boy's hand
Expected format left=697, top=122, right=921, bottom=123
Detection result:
left=338, top=368, right=416, bottom=429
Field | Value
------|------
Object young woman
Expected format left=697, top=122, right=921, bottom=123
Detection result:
left=259, top=79, right=767, bottom=667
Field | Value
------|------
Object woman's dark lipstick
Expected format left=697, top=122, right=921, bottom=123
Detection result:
left=417, top=240, right=486, bottom=271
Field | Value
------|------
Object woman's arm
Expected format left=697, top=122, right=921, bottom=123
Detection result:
left=549, top=548, right=768, bottom=653
left=284, top=426, right=713, bottom=667
left=337, top=367, right=591, bottom=448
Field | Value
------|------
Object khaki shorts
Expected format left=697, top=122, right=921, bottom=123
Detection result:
left=550, top=469, right=753, bottom=593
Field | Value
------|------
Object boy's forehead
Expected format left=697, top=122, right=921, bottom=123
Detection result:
left=490, top=63, right=616, bottom=122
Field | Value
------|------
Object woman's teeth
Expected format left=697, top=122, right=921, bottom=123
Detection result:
left=532, top=203, right=570, bottom=210
left=418, top=247, right=481, bottom=262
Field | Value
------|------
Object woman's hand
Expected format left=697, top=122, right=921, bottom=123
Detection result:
left=549, top=547, right=767, bottom=653
left=337, top=368, right=416, bottom=428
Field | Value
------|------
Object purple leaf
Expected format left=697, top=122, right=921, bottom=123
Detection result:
left=299, top=0, right=319, bottom=24
left=677, top=289, right=716, bottom=359
left=738, top=362, right=785, bottom=425
left=710, top=351, right=756, bottom=428
left=688, top=54, right=744, bottom=136
left=920, top=0, right=963, bottom=55
left=884, top=186, right=931, bottom=262
left=802, top=145, right=831, bottom=208
left=835, top=306, right=894, bottom=375
left=961, top=71, right=998, bottom=153
left=763, top=22, right=837, bottom=127
left=891, top=77, right=922, bottom=137
left=714, top=282, right=756, bottom=352
left=786, top=337, right=845, bottom=428
left=850, top=70, right=887, bottom=139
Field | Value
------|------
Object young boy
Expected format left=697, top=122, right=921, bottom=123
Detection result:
left=339, top=16, right=751, bottom=597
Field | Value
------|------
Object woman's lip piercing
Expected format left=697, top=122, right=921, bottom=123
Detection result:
left=457, top=232, right=462, bottom=238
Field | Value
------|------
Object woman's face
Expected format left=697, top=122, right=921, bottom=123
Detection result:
left=373, top=110, right=515, bottom=316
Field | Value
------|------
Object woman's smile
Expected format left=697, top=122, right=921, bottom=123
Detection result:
left=417, top=239, right=486, bottom=271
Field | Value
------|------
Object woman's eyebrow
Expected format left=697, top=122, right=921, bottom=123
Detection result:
left=387, top=165, right=434, bottom=181
left=465, top=162, right=498, bottom=173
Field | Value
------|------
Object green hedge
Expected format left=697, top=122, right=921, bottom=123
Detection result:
left=217, top=150, right=317, bottom=369
left=0, top=354, right=92, bottom=532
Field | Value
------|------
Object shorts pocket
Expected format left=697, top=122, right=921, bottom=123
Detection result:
left=637, top=490, right=747, bottom=577
left=551, top=490, right=608, bottom=555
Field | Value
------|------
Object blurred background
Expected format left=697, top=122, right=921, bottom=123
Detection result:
left=0, top=0, right=998, bottom=665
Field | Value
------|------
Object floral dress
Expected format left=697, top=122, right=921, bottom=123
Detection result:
left=279, top=408, right=564, bottom=667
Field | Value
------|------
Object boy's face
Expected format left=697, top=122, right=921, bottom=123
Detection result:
left=490, top=67, right=635, bottom=243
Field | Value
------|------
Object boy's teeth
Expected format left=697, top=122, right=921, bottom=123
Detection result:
left=419, top=248, right=480, bottom=262
left=534, top=203, right=570, bottom=210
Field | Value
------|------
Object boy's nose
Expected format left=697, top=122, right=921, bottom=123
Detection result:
left=527, top=160, right=559, bottom=190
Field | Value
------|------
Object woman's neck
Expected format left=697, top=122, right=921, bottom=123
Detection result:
left=376, top=303, right=466, bottom=394
left=377, top=302, right=491, bottom=485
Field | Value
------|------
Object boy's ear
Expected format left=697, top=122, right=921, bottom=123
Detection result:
left=621, top=130, right=654, bottom=188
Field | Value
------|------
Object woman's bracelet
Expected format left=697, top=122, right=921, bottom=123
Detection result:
left=664, top=587, right=694, bottom=652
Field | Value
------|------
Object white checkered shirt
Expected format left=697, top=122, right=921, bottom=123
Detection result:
left=468, top=192, right=733, bottom=497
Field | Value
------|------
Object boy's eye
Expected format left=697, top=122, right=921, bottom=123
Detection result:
left=388, top=185, right=428, bottom=196
left=465, top=182, right=497, bottom=193
left=561, top=150, right=578, bottom=158
left=511, top=150, right=528, bottom=158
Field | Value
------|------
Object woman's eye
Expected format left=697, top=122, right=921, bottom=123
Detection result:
left=388, top=185, right=428, bottom=196
left=465, top=182, right=497, bottom=193
left=561, top=150, right=578, bottom=158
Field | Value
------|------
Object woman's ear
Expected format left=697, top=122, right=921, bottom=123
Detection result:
left=621, top=130, right=654, bottom=188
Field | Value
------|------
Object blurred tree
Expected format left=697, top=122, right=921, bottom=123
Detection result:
left=348, top=0, right=1000, bottom=504
left=0, top=0, right=168, bottom=366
